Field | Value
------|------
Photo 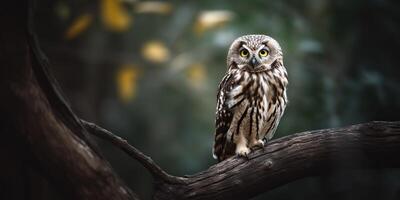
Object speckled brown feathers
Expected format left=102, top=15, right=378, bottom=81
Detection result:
left=213, top=35, right=288, bottom=162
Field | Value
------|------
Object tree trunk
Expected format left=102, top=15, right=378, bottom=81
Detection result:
left=0, top=1, right=138, bottom=199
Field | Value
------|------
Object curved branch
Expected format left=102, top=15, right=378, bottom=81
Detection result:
left=82, top=120, right=400, bottom=200
left=155, top=121, right=400, bottom=200
left=81, top=120, right=182, bottom=183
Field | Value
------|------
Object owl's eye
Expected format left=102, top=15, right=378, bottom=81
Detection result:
left=259, top=49, right=269, bottom=57
left=239, top=49, right=249, bottom=57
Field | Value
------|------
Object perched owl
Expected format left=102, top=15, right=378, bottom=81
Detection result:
left=213, top=34, right=288, bottom=162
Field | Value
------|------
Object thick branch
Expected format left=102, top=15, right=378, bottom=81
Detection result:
left=156, top=121, right=400, bottom=200
left=82, top=120, right=400, bottom=200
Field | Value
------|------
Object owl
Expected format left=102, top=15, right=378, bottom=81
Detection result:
left=213, top=34, right=288, bottom=162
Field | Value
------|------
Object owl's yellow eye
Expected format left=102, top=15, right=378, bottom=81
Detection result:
left=239, top=49, right=249, bottom=57
left=259, top=49, right=269, bottom=57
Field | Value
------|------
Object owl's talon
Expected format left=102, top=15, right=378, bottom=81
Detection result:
left=261, top=139, right=269, bottom=149
left=250, top=139, right=265, bottom=150
left=239, top=152, right=250, bottom=160
left=235, top=146, right=251, bottom=158
left=257, top=139, right=265, bottom=147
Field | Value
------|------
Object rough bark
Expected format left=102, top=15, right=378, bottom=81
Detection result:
left=0, top=1, right=137, bottom=199
left=150, top=121, right=400, bottom=200
left=83, top=120, right=400, bottom=200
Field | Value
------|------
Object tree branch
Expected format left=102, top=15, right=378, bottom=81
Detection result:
left=81, top=120, right=182, bottom=184
left=82, top=120, right=400, bottom=200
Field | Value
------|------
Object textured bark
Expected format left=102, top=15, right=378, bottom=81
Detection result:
left=82, top=119, right=400, bottom=200
left=151, top=121, right=400, bottom=200
left=0, top=1, right=137, bottom=199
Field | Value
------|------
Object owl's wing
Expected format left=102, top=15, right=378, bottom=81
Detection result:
left=213, top=72, right=236, bottom=162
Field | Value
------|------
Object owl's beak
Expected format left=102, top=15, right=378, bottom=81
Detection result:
left=250, top=56, right=260, bottom=68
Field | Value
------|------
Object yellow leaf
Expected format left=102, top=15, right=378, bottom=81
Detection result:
left=65, top=14, right=93, bottom=40
left=141, top=41, right=170, bottom=63
left=194, top=10, right=234, bottom=35
left=135, top=1, right=173, bottom=15
left=186, top=64, right=207, bottom=88
left=116, top=65, right=141, bottom=103
left=101, top=0, right=132, bottom=32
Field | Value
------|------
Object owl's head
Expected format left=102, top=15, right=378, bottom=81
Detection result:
left=227, top=34, right=283, bottom=72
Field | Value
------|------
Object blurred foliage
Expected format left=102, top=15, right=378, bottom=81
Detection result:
left=34, top=0, right=400, bottom=199
left=65, top=13, right=93, bottom=39
left=135, top=1, right=173, bottom=14
left=194, top=10, right=234, bottom=35
left=186, top=63, right=207, bottom=89
left=141, top=40, right=170, bottom=63
left=117, top=65, right=141, bottom=102
left=101, top=0, right=132, bottom=31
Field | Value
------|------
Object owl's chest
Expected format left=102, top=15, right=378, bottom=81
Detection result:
left=240, top=78, right=277, bottom=121
left=229, top=73, right=278, bottom=111
left=227, top=72, right=287, bottom=137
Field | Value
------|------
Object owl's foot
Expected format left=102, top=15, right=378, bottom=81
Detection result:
left=250, top=139, right=265, bottom=149
left=235, top=145, right=251, bottom=158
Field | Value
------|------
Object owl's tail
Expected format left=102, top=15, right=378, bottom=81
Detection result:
left=213, top=132, right=235, bottom=162
left=212, top=132, right=225, bottom=161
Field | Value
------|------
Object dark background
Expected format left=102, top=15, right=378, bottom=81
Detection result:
left=33, top=0, right=400, bottom=199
